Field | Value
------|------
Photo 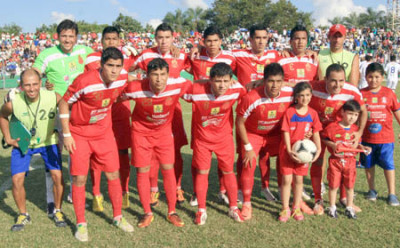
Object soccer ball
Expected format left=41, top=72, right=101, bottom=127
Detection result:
left=292, top=139, right=317, bottom=163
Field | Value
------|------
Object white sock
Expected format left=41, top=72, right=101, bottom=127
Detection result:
left=45, top=171, right=54, bottom=204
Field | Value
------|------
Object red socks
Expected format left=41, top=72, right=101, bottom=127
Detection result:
left=161, top=168, right=177, bottom=213
left=137, top=171, right=152, bottom=214
left=195, top=173, right=208, bottom=209
left=108, top=178, right=122, bottom=218
left=72, top=184, right=86, bottom=224
left=174, top=150, right=183, bottom=188
left=223, top=172, right=238, bottom=208
left=241, top=161, right=257, bottom=203
left=149, top=157, right=159, bottom=190
left=310, top=164, right=322, bottom=202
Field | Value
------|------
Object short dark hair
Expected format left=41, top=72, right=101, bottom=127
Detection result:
left=326, top=63, right=345, bottom=78
left=203, top=26, right=223, bottom=40
left=102, top=26, right=120, bottom=39
left=264, top=63, right=284, bottom=79
left=290, top=24, right=308, bottom=40
left=390, top=55, right=396, bottom=62
left=210, top=63, right=233, bottom=79
left=101, top=47, right=123, bottom=66
left=20, top=69, right=41, bottom=86
left=365, top=55, right=372, bottom=61
left=57, top=19, right=78, bottom=36
left=147, top=58, right=169, bottom=73
left=249, top=24, right=266, bottom=39
left=342, top=99, right=361, bottom=113
left=293, top=81, right=312, bottom=103
left=155, top=23, right=173, bottom=36
left=366, top=62, right=384, bottom=77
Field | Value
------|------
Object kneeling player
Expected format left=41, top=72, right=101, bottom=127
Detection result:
left=183, top=63, right=245, bottom=225
left=123, top=58, right=190, bottom=228
left=60, top=47, right=134, bottom=242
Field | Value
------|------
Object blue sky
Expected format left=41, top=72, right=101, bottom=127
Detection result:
left=1, top=0, right=385, bottom=32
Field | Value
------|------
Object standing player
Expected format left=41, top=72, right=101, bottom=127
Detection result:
left=188, top=25, right=236, bottom=205
left=309, top=64, right=367, bottom=215
left=33, top=19, right=93, bottom=212
left=123, top=58, right=190, bottom=228
left=385, top=55, right=400, bottom=91
left=59, top=48, right=134, bottom=242
left=360, top=62, right=400, bottom=206
left=233, top=24, right=281, bottom=203
left=183, top=63, right=245, bottom=225
left=84, top=26, right=135, bottom=211
left=131, top=23, right=190, bottom=206
left=358, top=54, right=372, bottom=89
left=318, top=24, right=359, bottom=86
left=236, top=63, right=293, bottom=220
left=0, top=69, right=66, bottom=231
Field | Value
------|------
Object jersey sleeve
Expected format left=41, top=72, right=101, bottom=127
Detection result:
left=281, top=110, right=291, bottom=132
left=311, top=110, right=323, bottom=133
left=32, top=52, right=46, bottom=74
left=181, top=81, right=193, bottom=102
left=236, top=93, right=252, bottom=118
left=62, top=75, right=83, bottom=104
left=390, top=90, right=400, bottom=112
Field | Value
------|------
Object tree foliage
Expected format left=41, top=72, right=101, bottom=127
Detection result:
left=329, top=8, right=387, bottom=29
left=112, top=13, right=143, bottom=33
left=0, top=23, right=22, bottom=34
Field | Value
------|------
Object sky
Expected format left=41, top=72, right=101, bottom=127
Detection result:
left=0, top=0, right=387, bottom=32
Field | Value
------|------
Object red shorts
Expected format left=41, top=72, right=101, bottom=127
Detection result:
left=279, top=145, right=309, bottom=176
left=262, top=135, right=280, bottom=157
left=112, top=118, right=131, bottom=150
left=192, top=136, right=234, bottom=172
left=327, top=157, right=356, bottom=189
left=70, top=133, right=119, bottom=176
left=131, top=131, right=175, bottom=167
left=172, top=102, right=188, bottom=149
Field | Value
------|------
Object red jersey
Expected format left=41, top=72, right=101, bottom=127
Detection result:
left=182, top=81, right=246, bottom=143
left=63, top=69, right=128, bottom=138
left=361, top=86, right=400, bottom=143
left=281, top=106, right=322, bottom=145
left=190, top=48, right=236, bottom=80
left=233, top=49, right=280, bottom=86
left=84, top=50, right=135, bottom=72
left=309, top=81, right=364, bottom=127
left=278, top=53, right=318, bottom=83
left=236, top=86, right=293, bottom=136
left=322, top=122, right=359, bottom=158
left=123, top=77, right=191, bottom=135
left=133, top=47, right=190, bottom=78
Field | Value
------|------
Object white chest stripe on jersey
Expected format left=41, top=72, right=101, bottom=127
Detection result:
left=243, top=96, right=293, bottom=118
left=125, top=88, right=181, bottom=99
left=67, top=79, right=126, bottom=103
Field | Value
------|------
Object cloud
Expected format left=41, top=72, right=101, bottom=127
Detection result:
left=377, top=4, right=387, bottom=13
left=110, top=0, right=138, bottom=18
left=178, top=0, right=208, bottom=9
left=311, top=0, right=366, bottom=26
left=51, top=11, right=75, bottom=23
left=147, top=19, right=163, bottom=29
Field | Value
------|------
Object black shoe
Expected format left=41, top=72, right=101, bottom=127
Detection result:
left=47, top=202, right=55, bottom=218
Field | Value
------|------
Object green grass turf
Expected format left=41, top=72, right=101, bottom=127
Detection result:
left=0, top=87, right=400, bottom=247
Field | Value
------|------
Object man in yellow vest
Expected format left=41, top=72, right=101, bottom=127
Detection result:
left=318, top=24, right=360, bottom=86
left=0, top=69, right=66, bottom=232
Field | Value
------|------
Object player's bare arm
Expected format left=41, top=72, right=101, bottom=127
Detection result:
left=351, top=104, right=367, bottom=143
left=349, top=54, right=360, bottom=87
left=311, top=132, right=321, bottom=163
left=236, top=115, right=256, bottom=168
left=58, top=99, right=75, bottom=153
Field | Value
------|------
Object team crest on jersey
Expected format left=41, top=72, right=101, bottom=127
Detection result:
left=203, top=101, right=210, bottom=110
left=345, top=133, right=351, bottom=140
left=171, top=59, right=178, bottom=68
left=305, top=123, right=310, bottom=132
left=289, top=63, right=295, bottom=71
left=259, top=105, right=266, bottom=117
left=382, top=97, right=387, bottom=103
left=268, top=110, right=276, bottom=119
left=93, top=91, right=104, bottom=101
left=372, top=97, right=378, bottom=103
left=335, top=134, right=341, bottom=138
left=112, top=89, right=120, bottom=98
left=257, top=64, right=264, bottom=73
left=306, top=63, right=312, bottom=72
left=363, top=98, right=367, bottom=102
left=154, top=104, right=163, bottom=113
left=165, top=96, right=173, bottom=106
left=142, top=98, right=152, bottom=106
left=211, top=107, right=220, bottom=115
left=265, top=59, right=271, bottom=65
left=336, top=102, right=343, bottom=108
left=325, top=107, right=334, bottom=114
left=278, top=103, right=286, bottom=112
left=102, top=98, right=110, bottom=107
left=297, top=69, right=305, bottom=78
left=222, top=102, right=230, bottom=110
left=206, top=67, right=211, bottom=76
left=68, top=61, right=77, bottom=72
left=320, top=99, right=326, bottom=107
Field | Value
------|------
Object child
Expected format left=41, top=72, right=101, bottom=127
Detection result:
left=360, top=62, right=400, bottom=206
left=322, top=100, right=371, bottom=219
left=279, top=82, right=322, bottom=222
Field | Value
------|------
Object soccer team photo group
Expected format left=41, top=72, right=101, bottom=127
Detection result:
left=1, top=1, right=400, bottom=246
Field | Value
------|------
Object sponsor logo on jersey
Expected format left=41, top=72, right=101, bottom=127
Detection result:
left=154, top=104, right=163, bottom=113
left=257, top=64, right=264, bottom=73
left=325, top=107, right=334, bottom=114
left=297, top=68, right=305, bottom=78
left=345, top=133, right=351, bottom=140
left=268, top=110, right=276, bottom=119
left=382, top=97, right=387, bottom=103
left=372, top=97, right=378, bottom=103
left=101, top=98, right=110, bottom=107
left=211, top=107, right=220, bottom=115
left=171, top=59, right=178, bottom=68
left=369, top=123, right=382, bottom=134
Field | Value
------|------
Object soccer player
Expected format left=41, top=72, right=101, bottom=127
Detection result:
left=124, top=58, right=190, bottom=228
left=385, top=55, right=400, bottom=91
left=358, top=54, right=372, bottom=89
left=360, top=62, right=400, bottom=206
left=131, top=23, right=190, bottom=206
left=183, top=63, right=245, bottom=225
left=233, top=24, right=281, bottom=203
left=236, top=63, right=293, bottom=220
left=0, top=69, right=66, bottom=231
left=188, top=25, right=236, bottom=205
left=309, top=64, right=367, bottom=215
left=323, top=100, right=370, bottom=219
left=278, top=82, right=322, bottom=222
left=318, top=24, right=360, bottom=86
left=59, top=47, right=134, bottom=242
left=33, top=19, right=93, bottom=212
left=85, top=26, right=135, bottom=211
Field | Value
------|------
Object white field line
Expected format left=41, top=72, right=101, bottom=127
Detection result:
left=0, top=155, right=42, bottom=196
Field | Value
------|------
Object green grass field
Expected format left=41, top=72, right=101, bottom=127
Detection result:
left=1, top=88, right=400, bottom=248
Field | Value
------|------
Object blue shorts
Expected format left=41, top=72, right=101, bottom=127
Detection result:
left=11, top=144, right=62, bottom=176
left=360, top=142, right=395, bottom=170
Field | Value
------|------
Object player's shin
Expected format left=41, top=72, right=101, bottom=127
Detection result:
left=72, top=184, right=86, bottom=224
left=107, top=177, right=123, bottom=218
left=195, top=172, right=209, bottom=210
left=137, top=170, right=152, bottom=214
left=223, top=172, right=238, bottom=208
left=161, top=168, right=177, bottom=213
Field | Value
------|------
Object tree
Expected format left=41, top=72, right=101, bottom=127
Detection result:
left=76, top=20, right=108, bottom=34
left=163, top=9, right=186, bottom=32
left=36, top=23, right=58, bottom=34
left=0, top=23, right=22, bottom=34
left=112, top=13, right=143, bottom=33
left=184, top=7, right=208, bottom=32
